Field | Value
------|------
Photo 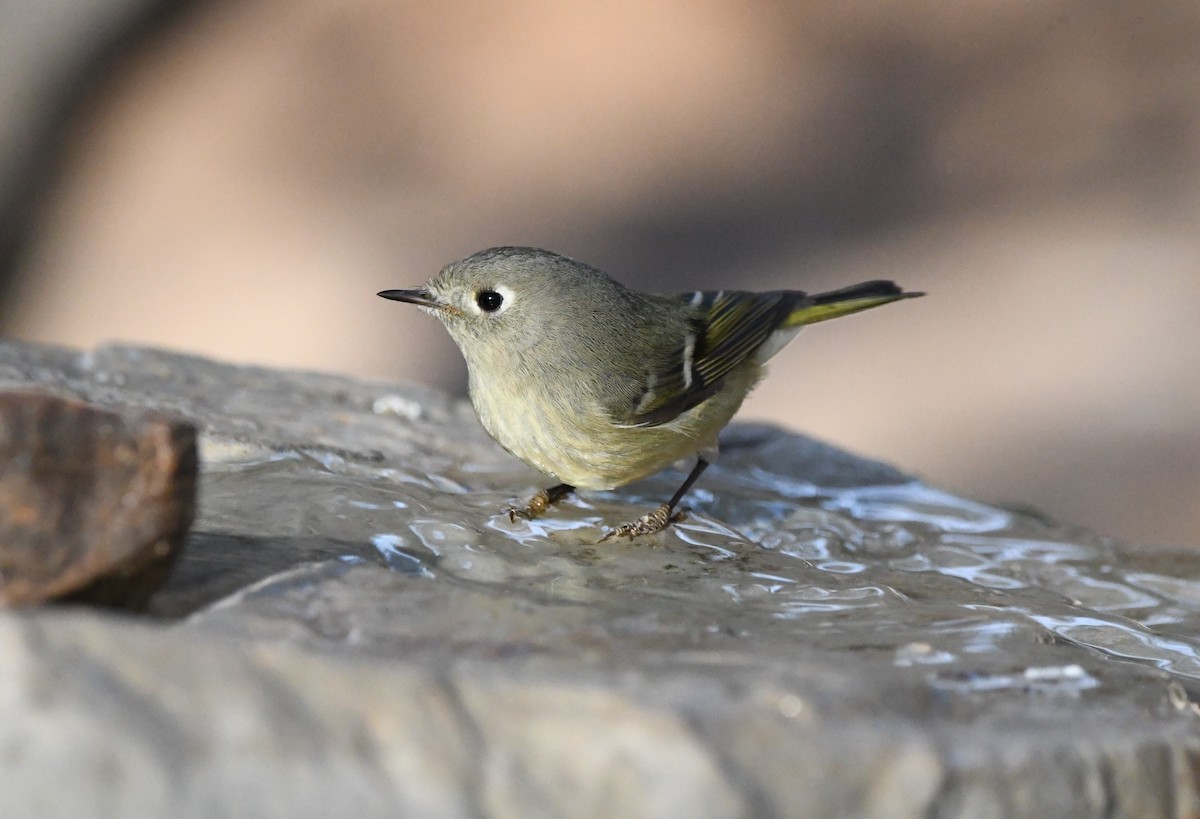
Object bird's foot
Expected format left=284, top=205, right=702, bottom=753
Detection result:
left=600, top=504, right=687, bottom=541
left=506, top=484, right=573, bottom=521
left=506, top=488, right=552, bottom=521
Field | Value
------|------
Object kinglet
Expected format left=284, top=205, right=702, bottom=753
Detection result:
left=379, top=247, right=921, bottom=539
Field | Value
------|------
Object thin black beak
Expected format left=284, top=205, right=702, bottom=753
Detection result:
left=377, top=288, right=440, bottom=308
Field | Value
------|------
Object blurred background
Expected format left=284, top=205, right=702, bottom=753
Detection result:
left=2, top=1, right=1197, bottom=547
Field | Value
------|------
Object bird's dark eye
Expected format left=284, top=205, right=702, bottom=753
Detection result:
left=476, top=290, right=504, bottom=312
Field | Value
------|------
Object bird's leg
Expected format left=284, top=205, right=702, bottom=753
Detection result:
left=507, top=483, right=575, bottom=521
left=601, top=458, right=710, bottom=541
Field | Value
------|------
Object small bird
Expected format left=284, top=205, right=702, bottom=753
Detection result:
left=379, top=247, right=921, bottom=539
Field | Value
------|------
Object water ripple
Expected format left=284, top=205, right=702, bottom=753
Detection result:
left=198, top=447, right=1200, bottom=694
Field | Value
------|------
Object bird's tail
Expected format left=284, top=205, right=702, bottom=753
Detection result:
left=784, top=281, right=923, bottom=327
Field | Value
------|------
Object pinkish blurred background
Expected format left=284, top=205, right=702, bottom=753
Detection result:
left=2, top=1, right=1198, bottom=546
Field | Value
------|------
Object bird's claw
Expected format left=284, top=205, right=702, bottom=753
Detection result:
left=505, top=488, right=553, bottom=522
left=600, top=504, right=687, bottom=541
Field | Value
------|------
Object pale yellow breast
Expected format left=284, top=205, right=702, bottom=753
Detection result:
left=469, top=360, right=762, bottom=490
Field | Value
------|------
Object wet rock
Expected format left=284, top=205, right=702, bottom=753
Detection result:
left=0, top=391, right=196, bottom=607
left=2, top=339, right=1200, bottom=818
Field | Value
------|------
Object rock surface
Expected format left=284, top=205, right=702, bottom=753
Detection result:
left=1, top=339, right=1199, bottom=817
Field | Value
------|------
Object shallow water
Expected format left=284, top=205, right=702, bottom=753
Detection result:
left=190, top=435, right=1200, bottom=713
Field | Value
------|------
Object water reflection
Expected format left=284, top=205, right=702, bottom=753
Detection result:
left=929, top=663, right=1100, bottom=696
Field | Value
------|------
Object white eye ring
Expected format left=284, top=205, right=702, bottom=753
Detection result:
left=471, top=284, right=515, bottom=315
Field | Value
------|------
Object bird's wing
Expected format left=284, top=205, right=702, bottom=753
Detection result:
left=620, top=290, right=799, bottom=428
left=614, top=281, right=919, bottom=428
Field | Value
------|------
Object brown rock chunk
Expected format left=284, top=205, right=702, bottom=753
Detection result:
left=0, top=391, right=197, bottom=608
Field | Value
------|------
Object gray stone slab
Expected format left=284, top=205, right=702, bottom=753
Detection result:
left=2, top=339, right=1199, bottom=817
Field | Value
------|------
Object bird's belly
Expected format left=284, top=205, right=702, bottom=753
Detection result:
left=470, top=368, right=755, bottom=490
left=474, top=393, right=685, bottom=489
